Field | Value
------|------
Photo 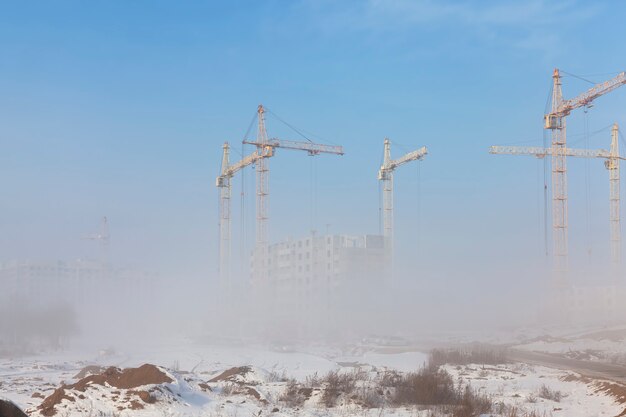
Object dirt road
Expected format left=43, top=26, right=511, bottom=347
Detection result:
left=509, top=349, right=626, bottom=384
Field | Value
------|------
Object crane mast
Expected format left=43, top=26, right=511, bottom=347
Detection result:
left=608, top=123, right=621, bottom=272
left=377, top=138, right=428, bottom=268
left=380, top=138, right=394, bottom=249
left=218, top=143, right=231, bottom=289
left=548, top=69, right=568, bottom=287
left=256, top=105, right=270, bottom=253
left=542, top=68, right=626, bottom=287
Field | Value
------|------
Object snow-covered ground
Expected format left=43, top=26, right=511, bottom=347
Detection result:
left=444, top=363, right=623, bottom=417
left=1, top=339, right=624, bottom=416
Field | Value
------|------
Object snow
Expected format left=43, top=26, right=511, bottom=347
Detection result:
left=0, top=339, right=624, bottom=416
left=334, top=351, right=428, bottom=372
left=444, top=363, right=623, bottom=417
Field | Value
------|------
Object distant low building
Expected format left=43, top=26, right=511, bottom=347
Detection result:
left=0, top=259, right=158, bottom=309
left=0, top=259, right=103, bottom=307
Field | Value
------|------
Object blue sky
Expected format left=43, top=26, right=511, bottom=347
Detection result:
left=1, top=1, right=625, bottom=290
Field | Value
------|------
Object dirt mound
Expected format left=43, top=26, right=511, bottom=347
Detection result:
left=0, top=399, right=28, bottom=417
left=38, top=387, right=76, bottom=417
left=37, top=364, right=172, bottom=416
left=244, top=387, right=267, bottom=404
left=209, top=366, right=251, bottom=382
left=560, top=373, right=626, bottom=415
left=71, top=363, right=172, bottom=391
left=594, top=381, right=626, bottom=405
left=131, top=390, right=156, bottom=404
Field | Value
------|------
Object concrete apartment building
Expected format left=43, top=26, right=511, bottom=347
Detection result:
left=248, top=234, right=388, bottom=337
left=252, top=233, right=386, bottom=294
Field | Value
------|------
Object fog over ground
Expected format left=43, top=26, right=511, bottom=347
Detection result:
left=1, top=1, right=626, bottom=354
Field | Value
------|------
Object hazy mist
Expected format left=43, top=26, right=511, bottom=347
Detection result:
left=1, top=1, right=626, bottom=357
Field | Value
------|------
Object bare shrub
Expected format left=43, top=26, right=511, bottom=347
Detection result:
left=537, top=384, right=562, bottom=402
left=278, top=379, right=307, bottom=408
left=390, top=367, right=492, bottom=416
left=305, top=372, right=321, bottom=388
left=379, top=370, right=402, bottom=387
left=321, top=370, right=355, bottom=407
left=267, top=370, right=288, bottom=383
left=453, top=385, right=492, bottom=417
left=392, top=367, right=457, bottom=405
left=320, top=369, right=368, bottom=408
left=354, top=387, right=384, bottom=409
left=429, top=345, right=508, bottom=368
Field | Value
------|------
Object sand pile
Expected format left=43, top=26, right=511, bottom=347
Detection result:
left=38, top=364, right=172, bottom=416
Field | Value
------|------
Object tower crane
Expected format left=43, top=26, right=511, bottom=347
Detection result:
left=216, top=142, right=274, bottom=288
left=216, top=104, right=344, bottom=286
left=490, top=123, right=625, bottom=278
left=543, top=68, right=626, bottom=286
left=377, top=138, right=428, bottom=265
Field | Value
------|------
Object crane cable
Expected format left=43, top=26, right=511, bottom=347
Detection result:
left=239, top=110, right=257, bottom=273
left=265, top=107, right=342, bottom=148
left=265, top=107, right=313, bottom=143
left=541, top=127, right=549, bottom=257
left=310, top=153, right=318, bottom=232
left=584, top=108, right=593, bottom=261
left=415, top=158, right=422, bottom=260
left=542, top=80, right=553, bottom=257
left=264, top=107, right=328, bottom=234
left=240, top=140, right=246, bottom=274
left=378, top=147, right=384, bottom=235
left=560, top=70, right=597, bottom=85
left=567, top=124, right=613, bottom=146
left=242, top=112, right=257, bottom=144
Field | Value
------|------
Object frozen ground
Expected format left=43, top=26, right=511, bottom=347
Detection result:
left=1, top=338, right=625, bottom=416
left=444, top=363, right=623, bottom=417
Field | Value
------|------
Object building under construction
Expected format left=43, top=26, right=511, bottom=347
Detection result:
left=251, top=233, right=386, bottom=294
left=216, top=105, right=427, bottom=298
